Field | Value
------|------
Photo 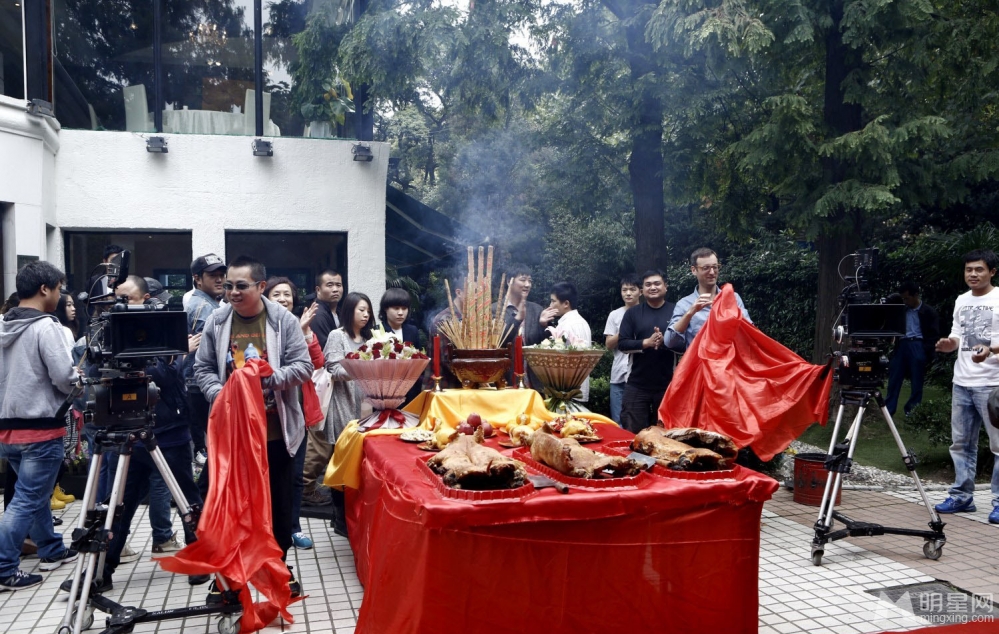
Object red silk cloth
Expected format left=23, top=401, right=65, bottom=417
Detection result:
left=364, top=408, right=407, bottom=430
left=659, top=285, right=834, bottom=461
left=348, top=425, right=778, bottom=633
left=157, top=359, right=295, bottom=631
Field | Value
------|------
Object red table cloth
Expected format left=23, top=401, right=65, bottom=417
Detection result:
left=346, top=425, right=778, bottom=633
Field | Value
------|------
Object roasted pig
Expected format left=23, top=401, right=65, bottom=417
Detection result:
left=659, top=427, right=739, bottom=468
left=631, top=426, right=729, bottom=472
left=427, top=429, right=528, bottom=490
left=529, top=428, right=641, bottom=479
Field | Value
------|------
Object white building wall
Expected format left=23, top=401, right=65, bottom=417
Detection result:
left=0, top=95, right=61, bottom=294
left=53, top=130, right=388, bottom=302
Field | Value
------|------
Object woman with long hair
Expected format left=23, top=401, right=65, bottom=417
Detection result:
left=314, top=292, right=372, bottom=535
left=50, top=293, right=79, bottom=510
left=264, top=277, right=323, bottom=550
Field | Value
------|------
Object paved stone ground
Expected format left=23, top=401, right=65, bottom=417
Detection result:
left=2, top=483, right=996, bottom=633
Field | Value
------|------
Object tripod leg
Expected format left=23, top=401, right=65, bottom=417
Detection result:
left=59, top=451, right=103, bottom=633
left=875, top=398, right=944, bottom=527
left=816, top=405, right=862, bottom=530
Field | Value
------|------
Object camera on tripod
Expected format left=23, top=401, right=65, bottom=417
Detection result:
left=80, top=251, right=188, bottom=429
left=833, top=248, right=906, bottom=389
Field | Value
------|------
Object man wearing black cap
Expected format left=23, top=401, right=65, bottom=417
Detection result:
left=186, top=254, right=226, bottom=492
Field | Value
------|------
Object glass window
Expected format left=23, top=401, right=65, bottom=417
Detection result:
left=225, top=231, right=347, bottom=299
left=63, top=231, right=193, bottom=297
left=0, top=0, right=24, bottom=100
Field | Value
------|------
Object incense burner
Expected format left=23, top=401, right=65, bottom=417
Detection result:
left=449, top=347, right=511, bottom=389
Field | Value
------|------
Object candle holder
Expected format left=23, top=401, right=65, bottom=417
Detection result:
left=431, top=375, right=443, bottom=392
left=514, top=372, right=525, bottom=389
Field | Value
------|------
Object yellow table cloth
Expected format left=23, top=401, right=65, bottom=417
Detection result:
left=325, top=388, right=616, bottom=489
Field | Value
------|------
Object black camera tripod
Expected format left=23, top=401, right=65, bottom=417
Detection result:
left=810, top=387, right=946, bottom=566
left=57, top=426, right=243, bottom=634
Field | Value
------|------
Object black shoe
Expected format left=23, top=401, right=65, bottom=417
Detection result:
left=287, top=565, right=302, bottom=598
left=59, top=574, right=112, bottom=595
left=301, top=486, right=333, bottom=507
left=189, top=574, right=211, bottom=586
left=206, top=580, right=223, bottom=606
left=52, top=515, right=63, bottom=527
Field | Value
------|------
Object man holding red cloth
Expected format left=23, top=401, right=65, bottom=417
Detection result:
left=659, top=284, right=834, bottom=461
left=178, top=255, right=312, bottom=624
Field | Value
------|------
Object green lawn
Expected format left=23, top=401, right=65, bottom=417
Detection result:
left=798, top=383, right=957, bottom=483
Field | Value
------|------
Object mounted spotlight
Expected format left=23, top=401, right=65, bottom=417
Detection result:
left=146, top=136, right=168, bottom=153
left=252, top=139, right=273, bottom=157
left=352, top=144, right=374, bottom=162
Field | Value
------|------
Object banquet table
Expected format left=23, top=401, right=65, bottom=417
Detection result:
left=162, top=109, right=281, bottom=136
left=338, top=390, right=779, bottom=634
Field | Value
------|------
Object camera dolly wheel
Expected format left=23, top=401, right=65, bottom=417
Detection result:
left=217, top=613, right=242, bottom=634
left=63, top=600, right=95, bottom=632
left=810, top=547, right=824, bottom=567
left=923, top=539, right=944, bottom=561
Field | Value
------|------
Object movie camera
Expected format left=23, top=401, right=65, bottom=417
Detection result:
left=832, top=248, right=906, bottom=389
left=74, top=250, right=188, bottom=428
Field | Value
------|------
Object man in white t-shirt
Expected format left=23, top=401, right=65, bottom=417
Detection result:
left=933, top=249, right=999, bottom=523
left=546, top=282, right=592, bottom=401
left=603, top=275, right=641, bottom=423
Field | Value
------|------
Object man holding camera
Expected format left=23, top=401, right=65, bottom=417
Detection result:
left=194, top=256, right=312, bottom=600
left=933, top=249, right=999, bottom=523
left=59, top=276, right=206, bottom=592
left=0, top=261, right=80, bottom=590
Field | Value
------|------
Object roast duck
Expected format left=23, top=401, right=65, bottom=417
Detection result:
left=631, top=426, right=738, bottom=472
left=529, top=426, right=641, bottom=479
left=427, top=428, right=528, bottom=490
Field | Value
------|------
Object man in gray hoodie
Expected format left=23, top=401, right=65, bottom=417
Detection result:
left=193, top=255, right=312, bottom=602
left=0, top=261, right=80, bottom=591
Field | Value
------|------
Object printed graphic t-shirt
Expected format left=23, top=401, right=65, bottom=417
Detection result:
left=228, top=310, right=282, bottom=440
left=948, top=287, right=999, bottom=387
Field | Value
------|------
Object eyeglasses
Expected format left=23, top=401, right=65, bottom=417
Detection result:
left=696, top=265, right=721, bottom=273
left=222, top=281, right=256, bottom=292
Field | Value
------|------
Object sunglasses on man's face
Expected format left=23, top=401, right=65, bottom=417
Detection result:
left=222, top=281, right=258, bottom=292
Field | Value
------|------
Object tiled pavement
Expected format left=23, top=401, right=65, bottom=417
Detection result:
left=2, top=484, right=996, bottom=633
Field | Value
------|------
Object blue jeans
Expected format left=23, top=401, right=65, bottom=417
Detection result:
left=0, top=438, right=67, bottom=577
left=83, top=423, right=118, bottom=503
left=148, top=470, right=176, bottom=545
left=947, top=384, right=999, bottom=507
left=884, top=340, right=927, bottom=415
left=609, top=382, right=626, bottom=424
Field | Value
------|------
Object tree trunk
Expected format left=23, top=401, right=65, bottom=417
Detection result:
left=625, top=18, right=665, bottom=273
left=813, top=0, right=863, bottom=361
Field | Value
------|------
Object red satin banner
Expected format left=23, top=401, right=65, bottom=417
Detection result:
left=157, top=359, right=295, bottom=632
left=659, top=285, right=834, bottom=460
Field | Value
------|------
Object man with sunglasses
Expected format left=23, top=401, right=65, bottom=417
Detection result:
left=194, top=255, right=312, bottom=601
left=665, top=248, right=752, bottom=353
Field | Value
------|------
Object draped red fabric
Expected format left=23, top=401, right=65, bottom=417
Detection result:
left=658, top=285, right=834, bottom=461
left=156, top=358, right=295, bottom=631
left=302, top=335, right=325, bottom=427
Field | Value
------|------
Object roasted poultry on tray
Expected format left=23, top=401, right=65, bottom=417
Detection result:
left=659, top=428, right=739, bottom=467
left=631, top=426, right=736, bottom=471
left=529, top=426, right=641, bottom=479
left=427, top=428, right=528, bottom=490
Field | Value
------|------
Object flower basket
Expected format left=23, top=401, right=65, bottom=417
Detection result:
left=340, top=357, right=429, bottom=410
left=523, top=348, right=605, bottom=412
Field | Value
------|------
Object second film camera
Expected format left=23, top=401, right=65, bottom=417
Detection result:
left=833, top=248, right=906, bottom=389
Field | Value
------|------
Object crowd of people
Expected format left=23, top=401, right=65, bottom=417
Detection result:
left=0, top=244, right=997, bottom=603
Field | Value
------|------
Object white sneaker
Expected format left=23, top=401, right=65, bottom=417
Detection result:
left=151, top=532, right=183, bottom=556
left=118, top=545, right=140, bottom=563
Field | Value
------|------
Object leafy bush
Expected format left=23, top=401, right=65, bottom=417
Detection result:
left=906, top=395, right=994, bottom=477
left=588, top=377, right=611, bottom=418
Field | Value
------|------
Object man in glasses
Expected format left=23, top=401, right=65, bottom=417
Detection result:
left=194, top=255, right=312, bottom=600
left=665, top=248, right=752, bottom=353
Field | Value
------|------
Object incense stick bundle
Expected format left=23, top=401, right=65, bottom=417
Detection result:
left=439, top=245, right=511, bottom=349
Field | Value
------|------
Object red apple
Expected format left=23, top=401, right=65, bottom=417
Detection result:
left=480, top=422, right=494, bottom=438
left=457, top=422, right=474, bottom=435
left=467, top=413, right=483, bottom=429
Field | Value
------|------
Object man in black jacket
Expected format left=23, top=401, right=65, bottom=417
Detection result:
left=617, top=270, right=677, bottom=432
left=311, top=269, right=343, bottom=349
left=885, top=280, right=940, bottom=416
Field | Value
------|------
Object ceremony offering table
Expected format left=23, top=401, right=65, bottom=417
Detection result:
left=328, top=390, right=777, bottom=634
